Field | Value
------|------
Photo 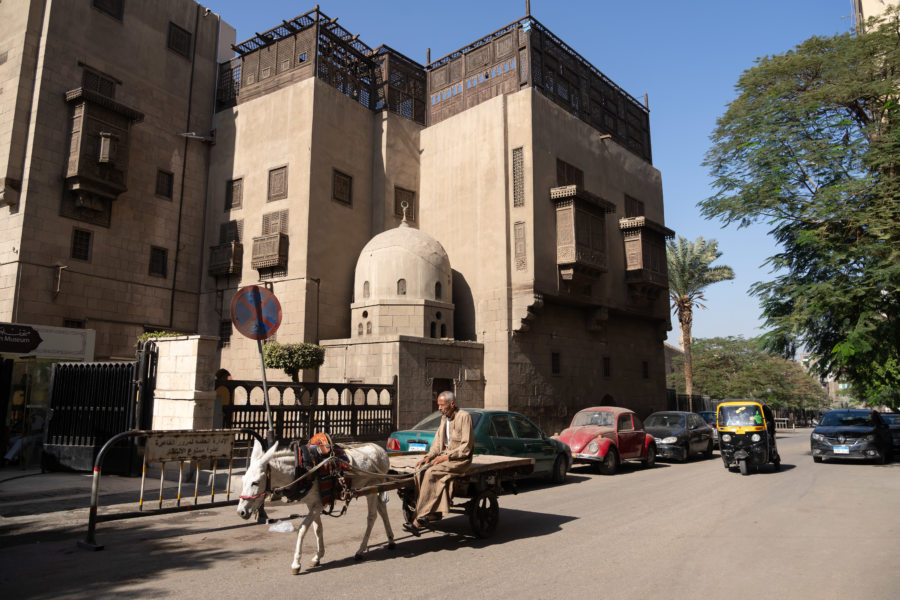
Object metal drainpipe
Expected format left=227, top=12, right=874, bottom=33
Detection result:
left=169, top=4, right=201, bottom=328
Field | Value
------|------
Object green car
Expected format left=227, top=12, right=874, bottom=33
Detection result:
left=386, top=409, right=572, bottom=484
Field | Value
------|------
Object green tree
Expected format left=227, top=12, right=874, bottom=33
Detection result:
left=701, top=9, right=900, bottom=406
left=262, top=342, right=325, bottom=382
left=666, top=236, right=736, bottom=408
left=667, top=336, right=830, bottom=411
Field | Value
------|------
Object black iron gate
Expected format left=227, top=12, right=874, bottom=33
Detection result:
left=42, top=341, right=158, bottom=474
left=220, top=376, right=397, bottom=444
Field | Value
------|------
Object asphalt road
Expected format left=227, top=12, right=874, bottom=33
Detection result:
left=1, top=429, right=898, bottom=599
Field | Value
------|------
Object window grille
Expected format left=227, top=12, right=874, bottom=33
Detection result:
left=156, top=170, right=174, bottom=199
left=82, top=68, right=116, bottom=98
left=268, top=166, right=287, bottom=201
left=512, top=147, right=525, bottom=206
left=92, top=0, right=123, bottom=21
left=333, top=170, right=352, bottom=205
left=226, top=178, right=243, bottom=210
left=168, top=22, right=192, bottom=59
left=219, top=321, right=233, bottom=348
left=71, top=229, right=92, bottom=261
left=394, top=187, right=416, bottom=221
left=149, top=246, right=168, bottom=277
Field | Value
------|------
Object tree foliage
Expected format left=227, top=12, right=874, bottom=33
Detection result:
left=701, top=9, right=900, bottom=406
left=667, top=337, right=830, bottom=411
left=667, top=235, right=735, bottom=403
left=262, top=342, right=325, bottom=382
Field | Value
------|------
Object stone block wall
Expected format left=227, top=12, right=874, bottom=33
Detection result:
left=151, top=335, right=219, bottom=430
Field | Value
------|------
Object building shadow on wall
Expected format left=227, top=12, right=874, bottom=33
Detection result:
left=452, top=269, right=476, bottom=341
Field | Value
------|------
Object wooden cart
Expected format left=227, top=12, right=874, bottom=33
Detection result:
left=352, top=454, right=534, bottom=538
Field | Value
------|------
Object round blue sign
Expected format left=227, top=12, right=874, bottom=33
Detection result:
left=230, top=286, right=282, bottom=340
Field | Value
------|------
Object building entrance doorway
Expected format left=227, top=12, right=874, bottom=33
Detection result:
left=431, top=378, right=454, bottom=412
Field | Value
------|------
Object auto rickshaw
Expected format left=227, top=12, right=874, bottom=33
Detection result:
left=717, top=400, right=781, bottom=475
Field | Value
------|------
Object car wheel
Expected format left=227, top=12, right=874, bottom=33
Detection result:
left=704, top=440, right=714, bottom=459
left=681, top=442, right=691, bottom=463
left=813, top=456, right=823, bottom=463
left=773, top=458, right=781, bottom=472
left=642, top=444, right=656, bottom=468
left=551, top=454, right=567, bottom=484
left=598, top=449, right=618, bottom=475
left=877, top=451, right=887, bottom=465
left=739, top=459, right=749, bottom=476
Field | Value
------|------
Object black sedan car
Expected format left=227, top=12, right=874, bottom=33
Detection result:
left=881, top=413, right=900, bottom=456
left=810, top=409, right=892, bottom=464
left=645, top=411, right=715, bottom=462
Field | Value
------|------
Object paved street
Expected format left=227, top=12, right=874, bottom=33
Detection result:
left=1, top=429, right=898, bottom=599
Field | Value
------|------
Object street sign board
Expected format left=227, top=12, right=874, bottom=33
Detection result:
left=230, top=285, right=282, bottom=340
left=0, top=324, right=43, bottom=354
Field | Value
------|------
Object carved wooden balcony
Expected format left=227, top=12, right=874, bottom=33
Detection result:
left=551, top=185, right=615, bottom=280
left=208, top=241, right=243, bottom=276
left=618, top=216, right=674, bottom=293
left=251, top=233, right=289, bottom=269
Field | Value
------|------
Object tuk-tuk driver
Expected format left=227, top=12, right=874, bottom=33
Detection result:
left=403, top=391, right=473, bottom=536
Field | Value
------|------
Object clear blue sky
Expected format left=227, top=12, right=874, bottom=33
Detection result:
left=203, top=0, right=855, bottom=348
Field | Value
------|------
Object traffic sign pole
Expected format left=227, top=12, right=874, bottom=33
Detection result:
left=257, top=339, right=274, bottom=445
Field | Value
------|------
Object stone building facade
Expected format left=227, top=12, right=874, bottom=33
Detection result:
left=1, top=2, right=673, bottom=435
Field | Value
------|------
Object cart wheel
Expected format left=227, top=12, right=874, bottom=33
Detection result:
left=739, top=459, right=749, bottom=476
left=468, top=490, right=499, bottom=538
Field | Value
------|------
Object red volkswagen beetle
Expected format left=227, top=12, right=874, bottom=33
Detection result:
left=555, top=406, right=656, bottom=474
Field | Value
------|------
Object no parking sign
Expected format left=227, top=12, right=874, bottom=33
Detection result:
left=230, top=285, right=282, bottom=340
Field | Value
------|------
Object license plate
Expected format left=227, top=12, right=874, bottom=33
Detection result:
left=409, top=443, right=427, bottom=451
left=833, top=446, right=850, bottom=454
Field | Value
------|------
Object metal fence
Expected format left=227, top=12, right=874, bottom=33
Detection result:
left=220, top=376, right=397, bottom=444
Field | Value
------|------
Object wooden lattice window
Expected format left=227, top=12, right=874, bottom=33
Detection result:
left=513, top=147, right=524, bottom=207
left=556, top=158, right=584, bottom=188
left=156, top=170, right=174, bottom=199
left=625, top=195, right=645, bottom=218
left=262, top=210, right=288, bottom=235
left=168, top=22, right=192, bottom=59
left=333, top=170, right=352, bottom=206
left=268, top=166, right=287, bottom=201
left=82, top=67, right=116, bottom=98
left=394, top=187, right=415, bottom=221
left=149, top=246, right=168, bottom=277
left=226, top=178, right=242, bottom=210
left=219, top=220, right=243, bottom=244
left=258, top=265, right=288, bottom=280
left=92, top=0, right=123, bottom=21
left=71, top=229, right=92, bottom=262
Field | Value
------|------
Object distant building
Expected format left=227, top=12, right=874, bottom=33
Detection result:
left=1, top=1, right=673, bottom=435
left=853, top=0, right=898, bottom=33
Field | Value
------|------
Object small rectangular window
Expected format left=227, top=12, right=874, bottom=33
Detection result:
left=625, top=195, right=645, bottom=218
left=149, top=246, right=168, bottom=277
left=267, top=166, right=287, bottom=201
left=81, top=67, right=117, bottom=98
left=556, top=158, right=584, bottom=188
left=332, top=170, right=352, bottom=205
left=551, top=352, right=561, bottom=375
left=71, top=229, right=92, bottom=262
left=225, top=178, right=242, bottom=210
left=167, top=22, right=192, bottom=59
left=218, top=320, right=232, bottom=348
left=63, top=319, right=86, bottom=329
left=92, top=0, right=123, bottom=21
left=603, top=356, right=611, bottom=377
left=156, top=169, right=174, bottom=199
left=642, top=360, right=649, bottom=379
left=394, top=187, right=416, bottom=221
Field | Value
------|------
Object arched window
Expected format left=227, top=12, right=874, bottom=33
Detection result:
left=440, top=324, right=446, bottom=337
left=397, top=279, right=406, bottom=295
left=363, top=281, right=370, bottom=298
left=435, top=281, right=442, bottom=300
left=430, top=322, right=436, bottom=338
left=357, top=323, right=363, bottom=336
left=366, top=322, right=372, bottom=335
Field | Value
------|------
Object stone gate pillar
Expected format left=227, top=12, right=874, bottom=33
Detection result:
left=150, top=335, right=220, bottom=430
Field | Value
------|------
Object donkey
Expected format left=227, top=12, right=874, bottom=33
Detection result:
left=237, top=439, right=396, bottom=575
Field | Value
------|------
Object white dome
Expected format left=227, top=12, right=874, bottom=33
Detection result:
left=354, top=222, right=452, bottom=302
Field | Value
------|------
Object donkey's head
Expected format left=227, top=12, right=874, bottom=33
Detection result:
left=237, top=439, right=279, bottom=520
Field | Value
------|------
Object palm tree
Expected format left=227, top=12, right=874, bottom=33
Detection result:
left=667, top=236, right=735, bottom=410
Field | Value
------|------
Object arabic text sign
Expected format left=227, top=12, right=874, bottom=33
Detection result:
left=144, top=431, right=235, bottom=463
left=0, top=324, right=43, bottom=354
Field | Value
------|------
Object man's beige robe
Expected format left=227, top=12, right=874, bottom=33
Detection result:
left=413, top=409, right=474, bottom=519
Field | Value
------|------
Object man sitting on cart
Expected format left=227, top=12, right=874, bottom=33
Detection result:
left=404, top=391, right=474, bottom=535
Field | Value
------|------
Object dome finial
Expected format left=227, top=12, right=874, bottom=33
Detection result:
left=400, top=200, right=410, bottom=226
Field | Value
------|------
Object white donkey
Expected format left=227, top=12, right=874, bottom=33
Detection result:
left=237, top=439, right=396, bottom=575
